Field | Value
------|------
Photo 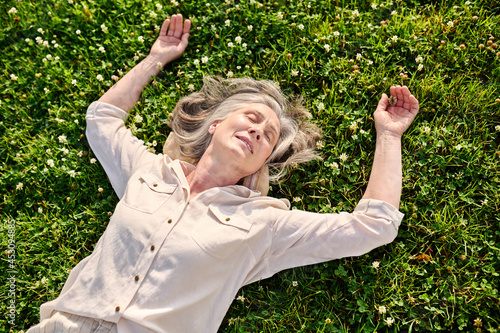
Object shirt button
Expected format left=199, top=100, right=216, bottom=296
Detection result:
left=153, top=184, right=158, bottom=187
left=115, top=306, right=120, bottom=312
left=134, top=275, right=140, bottom=281
left=150, top=245, right=155, bottom=251
left=167, top=219, right=172, bottom=223
left=225, top=217, right=230, bottom=221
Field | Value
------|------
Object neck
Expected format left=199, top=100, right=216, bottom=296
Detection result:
left=186, top=153, right=242, bottom=199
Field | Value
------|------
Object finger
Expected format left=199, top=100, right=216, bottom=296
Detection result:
left=389, top=86, right=396, bottom=99
left=401, top=86, right=412, bottom=110
left=173, top=14, right=183, bottom=39
left=160, top=19, right=170, bottom=36
left=394, top=85, right=405, bottom=107
left=377, top=93, right=389, bottom=111
left=183, top=19, right=191, bottom=35
left=167, top=14, right=177, bottom=36
left=409, top=94, right=419, bottom=114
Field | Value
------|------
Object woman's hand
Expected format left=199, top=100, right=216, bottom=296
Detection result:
left=374, top=85, right=419, bottom=138
left=150, top=14, right=191, bottom=65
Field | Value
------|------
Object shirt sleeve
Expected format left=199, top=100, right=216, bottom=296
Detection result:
left=85, top=101, right=157, bottom=199
left=265, top=199, right=404, bottom=275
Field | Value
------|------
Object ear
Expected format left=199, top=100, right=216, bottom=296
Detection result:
left=208, top=120, right=221, bottom=134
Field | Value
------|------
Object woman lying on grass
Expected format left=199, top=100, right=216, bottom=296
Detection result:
left=28, top=14, right=419, bottom=333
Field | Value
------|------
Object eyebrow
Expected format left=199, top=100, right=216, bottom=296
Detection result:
left=252, top=109, right=279, bottom=138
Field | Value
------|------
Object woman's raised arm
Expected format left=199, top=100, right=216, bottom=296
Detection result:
left=99, top=14, right=191, bottom=112
left=361, top=85, right=419, bottom=208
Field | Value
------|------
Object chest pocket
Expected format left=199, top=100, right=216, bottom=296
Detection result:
left=191, top=205, right=253, bottom=259
left=121, top=173, right=177, bottom=214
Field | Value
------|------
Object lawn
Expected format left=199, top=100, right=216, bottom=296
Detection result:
left=1, top=0, right=499, bottom=332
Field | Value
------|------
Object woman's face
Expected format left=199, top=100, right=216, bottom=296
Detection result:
left=208, top=103, right=280, bottom=177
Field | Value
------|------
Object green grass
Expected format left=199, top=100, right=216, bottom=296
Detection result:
left=1, top=0, right=499, bottom=332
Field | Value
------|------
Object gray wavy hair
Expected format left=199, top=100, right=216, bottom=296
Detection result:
left=169, top=77, right=321, bottom=181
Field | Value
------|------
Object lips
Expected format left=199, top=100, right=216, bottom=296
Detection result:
left=236, top=136, right=253, bottom=154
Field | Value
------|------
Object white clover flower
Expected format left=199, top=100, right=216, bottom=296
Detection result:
left=339, top=153, right=348, bottom=162
left=10, top=74, right=18, bottom=81
left=385, top=317, right=394, bottom=327
left=422, top=126, right=431, bottom=134
left=150, top=11, right=157, bottom=18
left=16, top=182, right=23, bottom=190
left=9, top=7, right=18, bottom=14
left=324, top=44, right=331, bottom=52
left=298, top=24, right=304, bottom=30
left=101, top=24, right=108, bottom=33
left=378, top=305, right=387, bottom=314
left=247, top=25, right=253, bottom=31
left=417, top=64, right=424, bottom=71
left=481, top=199, right=488, bottom=206
left=44, top=88, right=50, bottom=94
left=391, top=35, right=398, bottom=43
left=96, top=74, right=103, bottom=81
left=371, top=3, right=377, bottom=9
left=156, top=3, right=163, bottom=10
left=236, top=295, right=245, bottom=302
left=225, top=19, right=230, bottom=27
left=68, top=170, right=76, bottom=178
left=292, top=281, right=298, bottom=287
left=76, top=29, right=81, bottom=35
left=71, top=79, right=77, bottom=86
left=330, top=162, right=339, bottom=169
left=291, top=70, right=299, bottom=77
left=495, top=125, right=500, bottom=131
left=90, top=158, right=97, bottom=164
left=351, top=9, right=359, bottom=18
left=349, top=121, right=358, bottom=131
left=134, top=114, right=143, bottom=123
left=201, top=56, right=209, bottom=64
left=227, top=71, right=234, bottom=78
left=156, top=61, right=162, bottom=70
left=62, top=148, right=69, bottom=155
left=138, top=36, right=144, bottom=43
left=38, top=207, right=43, bottom=213
left=25, top=38, right=32, bottom=43
left=447, top=21, right=454, bottom=27
left=58, top=135, right=67, bottom=143
left=235, top=36, right=242, bottom=44
left=188, top=84, right=195, bottom=91
left=372, top=261, right=380, bottom=269
left=228, top=41, right=234, bottom=47
left=317, top=102, right=325, bottom=111
left=99, top=46, right=105, bottom=53
left=37, top=28, right=44, bottom=34
left=242, top=43, right=247, bottom=49
left=193, top=59, right=200, bottom=66
left=47, top=159, right=55, bottom=167
left=415, top=55, right=423, bottom=64
left=391, top=10, right=397, bottom=15
left=333, top=31, right=340, bottom=37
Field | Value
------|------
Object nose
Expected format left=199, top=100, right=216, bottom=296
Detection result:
left=249, top=127, right=262, bottom=141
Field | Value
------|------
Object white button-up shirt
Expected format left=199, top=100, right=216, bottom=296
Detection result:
left=40, top=102, right=404, bottom=332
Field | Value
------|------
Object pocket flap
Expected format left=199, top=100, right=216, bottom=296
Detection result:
left=208, top=205, right=252, bottom=231
left=139, top=173, right=177, bottom=194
